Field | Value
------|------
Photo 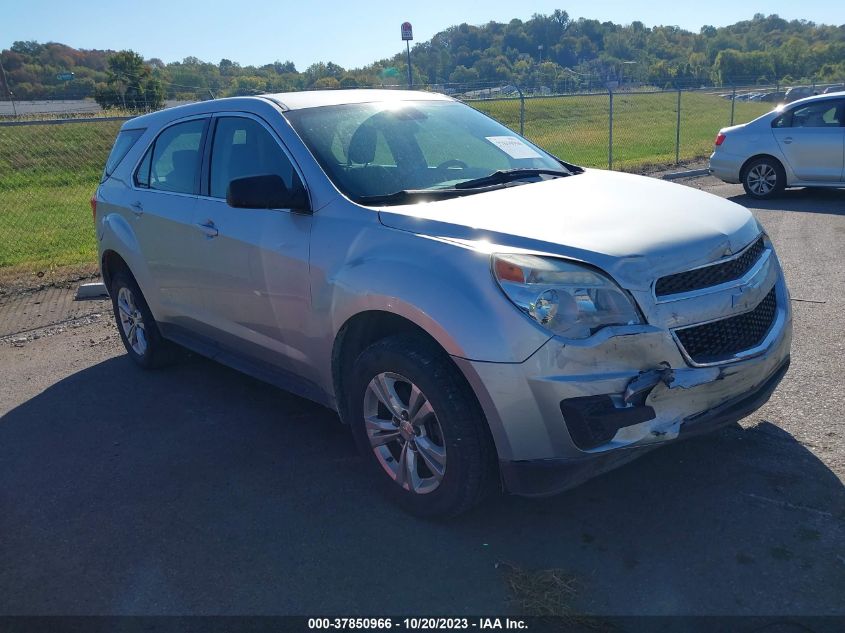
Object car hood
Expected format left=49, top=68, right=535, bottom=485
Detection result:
left=377, top=169, right=760, bottom=290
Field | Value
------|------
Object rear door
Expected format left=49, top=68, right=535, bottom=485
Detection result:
left=772, top=99, right=845, bottom=182
left=192, top=112, right=313, bottom=378
left=130, top=116, right=209, bottom=326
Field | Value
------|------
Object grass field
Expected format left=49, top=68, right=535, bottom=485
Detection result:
left=0, top=92, right=773, bottom=277
left=0, top=120, right=122, bottom=274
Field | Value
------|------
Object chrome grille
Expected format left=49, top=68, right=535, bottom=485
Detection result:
left=674, top=287, right=777, bottom=364
left=656, top=237, right=766, bottom=297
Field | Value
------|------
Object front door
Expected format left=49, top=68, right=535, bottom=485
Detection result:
left=193, top=113, right=313, bottom=379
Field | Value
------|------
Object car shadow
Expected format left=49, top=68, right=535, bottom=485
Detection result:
left=729, top=187, right=845, bottom=215
left=1, top=354, right=843, bottom=617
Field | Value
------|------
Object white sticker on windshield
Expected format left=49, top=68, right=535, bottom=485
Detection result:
left=485, top=136, right=542, bottom=159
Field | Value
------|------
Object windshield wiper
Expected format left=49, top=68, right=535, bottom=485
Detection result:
left=355, top=167, right=574, bottom=205
left=356, top=188, right=479, bottom=206
left=454, top=168, right=571, bottom=190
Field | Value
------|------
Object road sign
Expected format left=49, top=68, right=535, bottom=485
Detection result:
left=401, top=22, right=413, bottom=41
left=56, top=72, right=75, bottom=81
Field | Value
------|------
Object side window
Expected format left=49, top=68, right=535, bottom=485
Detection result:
left=135, top=147, right=152, bottom=188
left=772, top=112, right=791, bottom=128
left=209, top=117, right=299, bottom=199
left=788, top=101, right=842, bottom=128
left=102, top=128, right=145, bottom=182
left=148, top=119, right=206, bottom=194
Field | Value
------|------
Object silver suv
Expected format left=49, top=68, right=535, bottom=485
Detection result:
left=95, top=90, right=792, bottom=516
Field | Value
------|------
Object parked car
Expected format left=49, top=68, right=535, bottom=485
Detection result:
left=95, top=90, right=792, bottom=516
left=759, top=91, right=786, bottom=103
left=783, top=86, right=815, bottom=102
left=710, top=92, right=845, bottom=198
left=822, top=85, right=845, bottom=94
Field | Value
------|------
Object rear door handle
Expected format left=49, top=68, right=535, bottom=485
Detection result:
left=197, top=220, right=219, bottom=239
left=782, top=137, right=793, bottom=144
left=129, top=201, right=143, bottom=216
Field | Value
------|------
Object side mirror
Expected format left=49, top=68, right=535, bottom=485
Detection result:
left=226, top=174, right=310, bottom=212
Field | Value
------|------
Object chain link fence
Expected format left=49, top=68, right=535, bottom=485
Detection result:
left=467, top=86, right=774, bottom=170
left=0, top=84, right=796, bottom=286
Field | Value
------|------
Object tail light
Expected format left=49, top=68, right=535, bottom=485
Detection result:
left=90, top=194, right=97, bottom=220
left=714, top=133, right=726, bottom=146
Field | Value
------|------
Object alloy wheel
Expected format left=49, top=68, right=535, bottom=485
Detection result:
left=117, top=286, right=148, bottom=356
left=747, top=163, right=777, bottom=195
left=363, top=372, right=447, bottom=494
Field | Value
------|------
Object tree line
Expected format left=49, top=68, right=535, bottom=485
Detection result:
left=1, top=11, right=843, bottom=110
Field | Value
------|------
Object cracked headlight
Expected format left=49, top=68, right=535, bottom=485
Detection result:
left=493, top=253, right=642, bottom=339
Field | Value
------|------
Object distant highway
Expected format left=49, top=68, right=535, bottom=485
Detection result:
left=0, top=99, right=194, bottom=116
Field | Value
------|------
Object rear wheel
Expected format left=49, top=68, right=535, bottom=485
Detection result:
left=109, top=271, right=176, bottom=369
left=348, top=335, right=497, bottom=517
left=742, top=157, right=785, bottom=199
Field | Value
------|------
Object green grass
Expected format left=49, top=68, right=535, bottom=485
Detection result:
left=0, top=120, right=122, bottom=270
left=0, top=93, right=774, bottom=275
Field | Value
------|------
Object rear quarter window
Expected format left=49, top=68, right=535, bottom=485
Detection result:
left=103, top=128, right=145, bottom=181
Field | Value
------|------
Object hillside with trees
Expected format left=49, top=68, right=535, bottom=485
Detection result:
left=1, top=12, right=843, bottom=107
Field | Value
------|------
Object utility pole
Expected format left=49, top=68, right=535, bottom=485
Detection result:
left=0, top=54, right=17, bottom=116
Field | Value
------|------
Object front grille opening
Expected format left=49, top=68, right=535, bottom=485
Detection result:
left=656, top=236, right=766, bottom=297
left=675, top=287, right=777, bottom=364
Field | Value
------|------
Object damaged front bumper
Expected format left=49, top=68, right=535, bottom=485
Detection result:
left=499, top=355, right=789, bottom=496
left=453, top=276, right=793, bottom=497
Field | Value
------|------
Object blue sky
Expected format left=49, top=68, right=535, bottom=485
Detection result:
left=5, top=0, right=844, bottom=70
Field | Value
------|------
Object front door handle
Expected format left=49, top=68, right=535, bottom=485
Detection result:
left=129, top=201, right=143, bottom=217
left=197, top=220, right=219, bottom=239
left=782, top=137, right=793, bottom=144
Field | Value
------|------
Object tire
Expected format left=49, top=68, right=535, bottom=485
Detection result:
left=347, top=334, right=497, bottom=518
left=742, top=157, right=785, bottom=199
left=109, top=270, right=177, bottom=369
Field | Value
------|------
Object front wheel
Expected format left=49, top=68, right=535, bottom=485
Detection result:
left=742, top=158, right=785, bottom=199
left=348, top=335, right=497, bottom=517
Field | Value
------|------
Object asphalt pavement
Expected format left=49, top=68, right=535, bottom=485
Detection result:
left=1, top=177, right=843, bottom=617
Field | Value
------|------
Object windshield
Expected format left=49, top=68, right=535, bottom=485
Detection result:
left=284, top=100, right=569, bottom=203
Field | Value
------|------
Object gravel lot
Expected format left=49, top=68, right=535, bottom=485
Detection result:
left=1, top=176, right=843, bottom=618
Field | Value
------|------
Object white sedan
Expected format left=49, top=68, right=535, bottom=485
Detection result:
left=709, top=92, right=845, bottom=199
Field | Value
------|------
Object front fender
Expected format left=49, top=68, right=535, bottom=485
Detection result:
left=313, top=215, right=551, bottom=365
